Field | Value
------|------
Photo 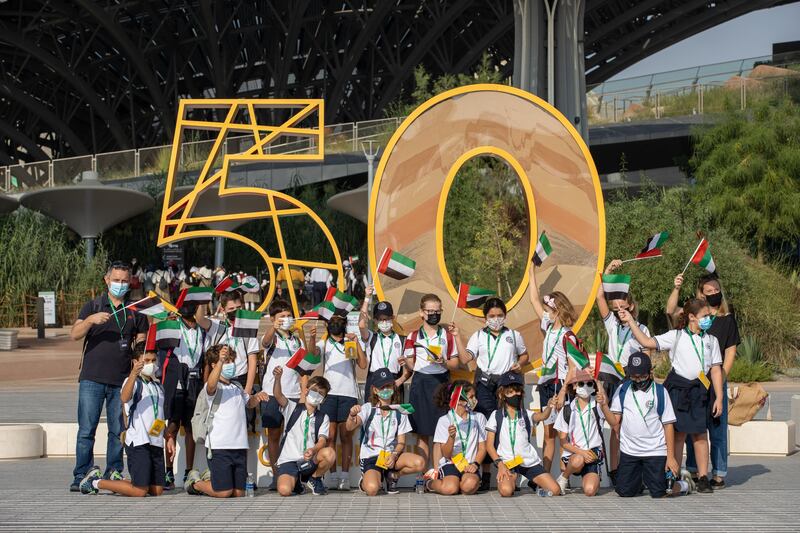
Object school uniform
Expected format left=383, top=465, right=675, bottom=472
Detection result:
left=122, top=377, right=166, bottom=488
left=611, top=382, right=677, bottom=498
left=601, top=314, right=650, bottom=398
left=466, top=327, right=526, bottom=416
left=536, top=319, right=571, bottom=418
left=261, top=332, right=304, bottom=428
left=554, top=399, right=605, bottom=476
left=655, top=329, right=722, bottom=434
left=204, top=318, right=260, bottom=384
left=358, top=403, right=412, bottom=476
left=164, top=322, right=205, bottom=428
left=275, top=399, right=330, bottom=481
left=433, top=411, right=487, bottom=478
left=406, top=326, right=457, bottom=436
left=318, top=338, right=359, bottom=423
left=363, top=331, right=405, bottom=396
left=485, top=409, right=545, bottom=481
left=204, top=381, right=250, bottom=492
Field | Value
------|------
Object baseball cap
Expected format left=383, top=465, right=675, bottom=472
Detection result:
left=373, top=301, right=394, bottom=319
left=626, top=352, right=652, bottom=376
left=371, top=367, right=395, bottom=388
left=499, top=371, right=523, bottom=387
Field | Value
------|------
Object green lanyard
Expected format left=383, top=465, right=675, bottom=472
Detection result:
left=144, top=380, right=159, bottom=420
left=111, top=303, right=127, bottom=339
left=575, top=401, right=591, bottom=446
left=631, top=382, right=655, bottom=423
left=279, top=333, right=299, bottom=352
left=180, top=323, right=200, bottom=367
left=328, top=338, right=344, bottom=355
left=485, top=329, right=503, bottom=369
left=615, top=325, right=632, bottom=362
left=379, top=333, right=395, bottom=368
left=302, top=413, right=311, bottom=450
left=685, top=328, right=705, bottom=369
left=223, top=320, right=241, bottom=354
left=379, top=409, right=393, bottom=451
left=450, top=410, right=472, bottom=454
left=420, top=326, right=442, bottom=347
left=506, top=409, right=518, bottom=454
left=543, top=326, right=564, bottom=368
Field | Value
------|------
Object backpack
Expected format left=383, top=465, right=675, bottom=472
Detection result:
left=406, top=328, right=455, bottom=362
left=360, top=404, right=402, bottom=446
left=119, top=379, right=143, bottom=444
left=191, top=381, right=243, bottom=458
left=368, top=332, right=406, bottom=369
left=493, top=408, right=532, bottom=450
left=278, top=402, right=326, bottom=457
left=617, top=380, right=666, bottom=419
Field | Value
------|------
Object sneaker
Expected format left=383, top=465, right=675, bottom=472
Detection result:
left=185, top=469, right=202, bottom=495
left=79, top=466, right=102, bottom=495
left=696, top=475, right=713, bottom=494
left=385, top=471, right=399, bottom=494
left=424, top=479, right=434, bottom=493
left=527, top=479, right=538, bottom=492
left=306, top=476, right=328, bottom=495
left=681, top=470, right=695, bottom=495
left=200, top=469, right=212, bottom=482
left=556, top=475, right=569, bottom=495
left=478, top=473, right=491, bottom=493
left=164, top=469, right=175, bottom=490
left=293, top=476, right=306, bottom=495
left=710, top=478, right=725, bottom=489
left=337, top=474, right=350, bottom=491
left=69, top=480, right=81, bottom=493
left=105, top=469, right=123, bottom=481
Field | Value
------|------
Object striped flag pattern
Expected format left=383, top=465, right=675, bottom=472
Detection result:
left=690, top=238, right=716, bottom=273
left=456, top=283, right=495, bottom=309
left=636, top=231, right=669, bottom=259
left=301, top=301, right=336, bottom=321
left=331, top=290, right=359, bottom=313
left=602, top=274, right=631, bottom=301
left=176, top=286, right=213, bottom=308
left=387, top=404, right=415, bottom=415
left=127, top=291, right=176, bottom=316
left=594, top=351, right=626, bottom=380
left=532, top=231, right=553, bottom=266
left=231, top=309, right=261, bottom=338
left=285, top=347, right=321, bottom=374
left=378, top=248, right=416, bottom=280
left=449, top=385, right=463, bottom=410
left=155, top=320, right=182, bottom=349
left=565, top=337, right=590, bottom=369
left=214, top=275, right=240, bottom=293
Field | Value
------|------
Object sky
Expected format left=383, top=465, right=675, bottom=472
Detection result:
left=611, top=3, right=800, bottom=80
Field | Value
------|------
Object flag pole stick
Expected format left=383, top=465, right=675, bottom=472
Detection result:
left=620, top=255, right=662, bottom=264
left=682, top=239, right=703, bottom=275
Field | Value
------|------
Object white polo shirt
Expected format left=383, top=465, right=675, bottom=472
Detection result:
left=262, top=332, right=304, bottom=399
left=276, top=400, right=330, bottom=466
left=364, top=331, right=404, bottom=374
left=466, top=327, right=526, bottom=375
left=173, top=322, right=204, bottom=371
left=433, top=411, right=487, bottom=466
left=485, top=409, right=541, bottom=468
left=405, top=326, right=457, bottom=375
left=554, top=399, right=605, bottom=457
left=318, top=338, right=358, bottom=398
left=122, top=377, right=165, bottom=447
left=603, top=314, right=650, bottom=368
left=654, top=329, right=722, bottom=380
left=204, top=381, right=250, bottom=450
left=204, top=318, right=260, bottom=378
left=358, top=403, right=412, bottom=460
left=539, top=321, right=569, bottom=381
left=611, top=383, right=676, bottom=457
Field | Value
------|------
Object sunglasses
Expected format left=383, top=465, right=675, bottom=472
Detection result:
left=576, top=381, right=595, bottom=387
left=109, top=261, right=131, bottom=271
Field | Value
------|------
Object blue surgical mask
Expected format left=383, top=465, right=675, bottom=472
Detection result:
left=698, top=316, right=713, bottom=332
left=109, top=281, right=129, bottom=298
left=221, top=362, right=236, bottom=379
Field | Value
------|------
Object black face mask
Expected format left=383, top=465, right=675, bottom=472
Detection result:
left=505, top=394, right=522, bottom=409
left=705, top=293, right=723, bottom=308
left=226, top=310, right=238, bottom=322
left=327, top=322, right=346, bottom=336
left=631, top=378, right=652, bottom=392
left=180, top=304, right=198, bottom=319
left=425, top=312, right=442, bottom=326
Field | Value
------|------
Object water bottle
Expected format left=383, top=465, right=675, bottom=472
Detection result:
left=537, top=488, right=554, bottom=497
left=665, top=471, right=675, bottom=495
left=245, top=473, right=255, bottom=497
left=415, top=475, right=425, bottom=494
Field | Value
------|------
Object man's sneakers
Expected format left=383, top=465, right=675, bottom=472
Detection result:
left=164, top=469, right=175, bottom=490
left=184, top=469, right=202, bottom=495
left=681, top=470, right=696, bottom=495
left=293, top=476, right=306, bottom=495
left=556, top=475, right=569, bottom=495
left=385, top=471, right=399, bottom=494
left=696, top=475, right=714, bottom=494
left=306, top=476, right=328, bottom=496
left=79, top=466, right=102, bottom=495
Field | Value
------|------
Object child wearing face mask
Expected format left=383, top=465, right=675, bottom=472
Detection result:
left=486, top=371, right=560, bottom=497
left=271, top=367, right=336, bottom=496
left=619, top=299, right=724, bottom=494
left=595, top=259, right=651, bottom=484
left=80, top=342, right=174, bottom=496
left=427, top=381, right=487, bottom=495
left=464, top=297, right=528, bottom=491
left=260, top=299, right=307, bottom=484
left=310, top=314, right=367, bottom=491
left=185, top=345, right=268, bottom=497
left=528, top=264, right=579, bottom=475
left=554, top=370, right=616, bottom=496
left=345, top=368, right=425, bottom=495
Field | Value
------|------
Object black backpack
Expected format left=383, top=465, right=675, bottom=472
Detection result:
left=278, top=402, right=326, bottom=456
left=368, top=332, right=406, bottom=369
left=493, top=408, right=532, bottom=450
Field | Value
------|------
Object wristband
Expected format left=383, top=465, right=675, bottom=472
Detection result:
left=493, top=458, right=503, bottom=467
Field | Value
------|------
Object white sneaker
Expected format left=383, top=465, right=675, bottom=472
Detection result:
left=337, top=473, right=350, bottom=491
left=326, top=472, right=340, bottom=489
left=556, top=475, right=569, bottom=495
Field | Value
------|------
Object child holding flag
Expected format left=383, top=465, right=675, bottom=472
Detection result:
left=618, top=300, right=724, bottom=494
left=345, top=368, right=425, bottom=495
left=427, top=381, right=487, bottom=495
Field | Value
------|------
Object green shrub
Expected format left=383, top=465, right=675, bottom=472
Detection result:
left=727, top=359, right=773, bottom=382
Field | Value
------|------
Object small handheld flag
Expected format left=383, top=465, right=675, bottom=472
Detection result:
left=602, top=274, right=631, bottom=301
left=231, top=309, right=261, bottom=338
left=377, top=248, right=416, bottom=280
left=214, top=275, right=240, bottom=293
left=636, top=231, right=669, bottom=259
left=144, top=323, right=157, bottom=352
left=285, top=347, right=321, bottom=374
left=689, top=238, right=716, bottom=273
left=565, top=336, right=590, bottom=369
left=331, top=290, right=359, bottom=313
left=155, top=320, right=181, bottom=349
left=456, top=283, right=495, bottom=309
left=175, top=286, right=214, bottom=308
left=323, top=287, right=337, bottom=302
left=449, top=385, right=463, bottom=410
left=594, top=351, right=625, bottom=380
left=126, top=291, right=177, bottom=316
left=383, top=404, right=415, bottom=415
left=532, top=231, right=552, bottom=266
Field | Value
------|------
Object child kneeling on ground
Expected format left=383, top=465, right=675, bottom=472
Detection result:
left=272, top=366, right=335, bottom=496
left=80, top=341, right=175, bottom=496
left=185, top=345, right=267, bottom=497
left=486, top=371, right=560, bottom=497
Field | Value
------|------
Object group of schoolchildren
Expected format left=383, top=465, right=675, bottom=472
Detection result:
left=79, top=258, right=737, bottom=499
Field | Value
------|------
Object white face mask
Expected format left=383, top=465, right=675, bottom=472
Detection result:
left=377, top=320, right=393, bottom=334
left=306, top=390, right=325, bottom=406
left=279, top=317, right=295, bottom=331
left=576, top=384, right=594, bottom=399
left=141, top=362, right=156, bottom=378
left=486, top=317, right=505, bottom=331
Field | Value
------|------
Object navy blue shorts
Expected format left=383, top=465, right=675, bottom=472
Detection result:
left=208, top=448, right=247, bottom=492
left=512, top=463, right=545, bottom=481
left=125, top=443, right=165, bottom=488
left=276, top=460, right=318, bottom=482
left=537, top=380, right=563, bottom=423
left=474, top=380, right=498, bottom=417
left=437, top=463, right=481, bottom=479
left=319, top=394, right=358, bottom=423
left=615, top=452, right=666, bottom=498
left=261, top=396, right=300, bottom=429
left=561, top=446, right=604, bottom=476
left=169, top=377, right=203, bottom=429
left=360, top=455, right=387, bottom=479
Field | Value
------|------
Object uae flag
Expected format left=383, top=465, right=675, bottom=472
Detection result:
left=214, top=275, right=240, bottom=293
left=331, top=290, right=359, bottom=313
left=636, top=231, right=669, bottom=259
left=176, top=286, right=213, bottom=308
left=594, top=351, right=625, bottom=380
left=302, top=301, right=336, bottom=321
left=690, top=238, right=716, bottom=273
left=377, top=248, right=416, bottom=280
left=285, top=347, right=321, bottom=374
left=348, top=255, right=359, bottom=264
left=386, top=404, right=415, bottom=415
left=565, top=337, right=590, bottom=369
left=532, top=231, right=553, bottom=266
left=231, top=309, right=261, bottom=338
left=449, top=385, right=463, bottom=410
left=155, top=320, right=182, bottom=349
left=144, top=323, right=158, bottom=352
left=602, top=274, right=631, bottom=301
left=456, top=283, right=495, bottom=309
left=127, top=292, right=176, bottom=316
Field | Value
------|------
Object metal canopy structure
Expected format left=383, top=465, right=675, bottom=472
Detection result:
left=0, top=0, right=792, bottom=164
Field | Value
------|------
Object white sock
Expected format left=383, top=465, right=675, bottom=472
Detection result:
left=676, top=480, right=689, bottom=494
left=92, top=479, right=101, bottom=490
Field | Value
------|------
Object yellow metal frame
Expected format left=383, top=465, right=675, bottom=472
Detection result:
left=158, top=99, right=344, bottom=314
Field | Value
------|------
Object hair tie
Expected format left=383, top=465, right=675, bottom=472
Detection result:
left=543, top=295, right=556, bottom=308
